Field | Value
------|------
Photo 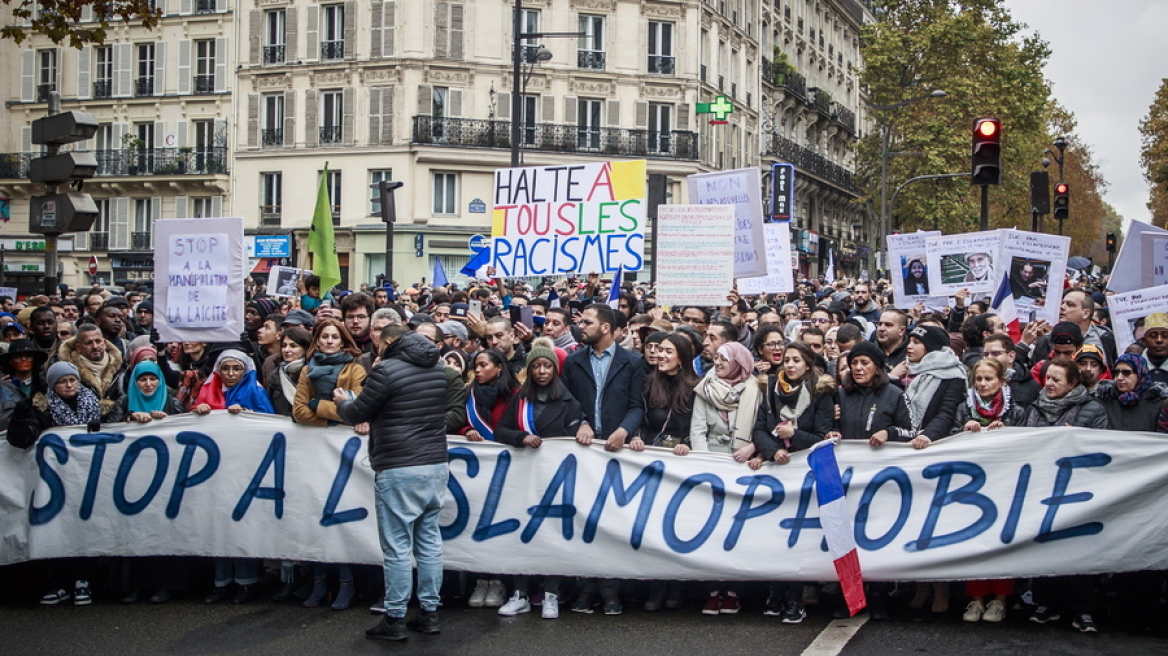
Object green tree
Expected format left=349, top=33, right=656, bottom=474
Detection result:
left=1047, top=104, right=1115, bottom=260
left=1139, top=78, right=1168, bottom=227
left=3, top=0, right=160, bottom=48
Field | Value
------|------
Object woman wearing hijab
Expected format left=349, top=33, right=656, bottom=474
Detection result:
left=492, top=338, right=582, bottom=620
left=122, top=360, right=183, bottom=421
left=692, top=341, right=759, bottom=460
left=1094, top=353, right=1168, bottom=431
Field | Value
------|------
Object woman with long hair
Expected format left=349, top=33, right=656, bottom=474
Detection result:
left=292, top=318, right=368, bottom=611
left=752, top=325, right=786, bottom=374
left=267, top=326, right=312, bottom=417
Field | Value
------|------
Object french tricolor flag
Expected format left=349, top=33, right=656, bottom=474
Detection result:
left=990, top=271, right=1022, bottom=342
left=808, top=440, right=866, bottom=617
left=607, top=266, right=624, bottom=310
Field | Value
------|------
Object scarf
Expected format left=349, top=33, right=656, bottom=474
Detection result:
left=1032, top=384, right=1089, bottom=426
left=517, top=398, right=538, bottom=437
left=46, top=385, right=101, bottom=426
left=128, top=361, right=168, bottom=414
left=716, top=342, right=755, bottom=386
left=278, top=358, right=304, bottom=405
left=773, top=371, right=811, bottom=425
left=905, top=349, right=966, bottom=433
left=966, top=385, right=1012, bottom=426
left=466, top=377, right=510, bottom=440
left=1115, top=353, right=1150, bottom=407
left=306, top=351, right=354, bottom=398
left=552, top=333, right=578, bottom=350
left=194, top=350, right=275, bottom=414
left=127, top=346, right=156, bottom=373
left=78, top=348, right=111, bottom=384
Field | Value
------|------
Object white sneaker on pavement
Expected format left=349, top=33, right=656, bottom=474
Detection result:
left=542, top=593, right=560, bottom=619
left=498, top=591, right=531, bottom=616
left=963, top=600, right=984, bottom=623
left=484, top=580, right=507, bottom=608
left=982, top=600, right=1006, bottom=623
left=468, top=579, right=489, bottom=608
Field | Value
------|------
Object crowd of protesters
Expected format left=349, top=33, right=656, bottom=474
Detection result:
left=1, top=267, right=1166, bottom=641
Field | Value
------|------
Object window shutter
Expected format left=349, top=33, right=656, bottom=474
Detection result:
left=20, top=126, right=32, bottom=153
left=306, top=6, right=319, bottom=62
left=214, top=37, right=228, bottom=93
left=214, top=119, right=227, bottom=148
left=384, top=1, right=395, bottom=56
left=181, top=0, right=192, bottom=15
left=542, top=95, right=554, bottom=122
left=497, top=92, right=510, bottom=120
left=564, top=97, right=577, bottom=124
left=449, top=88, right=462, bottom=118
left=111, top=198, right=130, bottom=250
left=249, top=10, right=262, bottom=65
left=608, top=100, right=620, bottom=127
left=635, top=101, right=648, bottom=128
left=81, top=6, right=93, bottom=21
left=175, top=196, right=188, bottom=218
left=285, top=7, right=297, bottom=61
left=304, top=89, right=318, bottom=146
left=380, top=87, right=394, bottom=144
left=368, top=87, right=381, bottom=144
left=417, top=85, right=431, bottom=115
left=74, top=230, right=89, bottom=251
left=20, top=51, right=34, bottom=102
left=434, top=2, right=449, bottom=59
left=115, top=43, right=132, bottom=97
left=343, top=1, right=357, bottom=60
left=178, top=40, right=191, bottom=95
left=370, top=1, right=383, bottom=59
left=676, top=104, right=689, bottom=131
left=77, top=47, right=91, bottom=100
left=151, top=197, right=162, bottom=234
left=177, top=120, right=188, bottom=148
left=211, top=196, right=223, bottom=217
left=450, top=3, right=464, bottom=60
left=113, top=123, right=127, bottom=148
left=284, top=90, right=296, bottom=146
left=248, top=94, right=259, bottom=147
left=154, top=42, right=166, bottom=96
left=155, top=121, right=166, bottom=151
left=343, top=86, right=355, bottom=144
left=154, top=0, right=166, bottom=15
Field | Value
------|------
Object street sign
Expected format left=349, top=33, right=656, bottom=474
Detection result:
left=248, top=235, right=292, bottom=258
left=696, top=95, right=734, bottom=125
left=468, top=234, right=490, bottom=252
left=88, top=254, right=98, bottom=276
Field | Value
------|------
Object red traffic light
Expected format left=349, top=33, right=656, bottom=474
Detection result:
left=977, top=120, right=998, bottom=137
left=1055, top=183, right=1068, bottom=194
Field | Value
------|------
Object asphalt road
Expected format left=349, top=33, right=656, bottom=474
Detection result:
left=2, top=581, right=1167, bottom=656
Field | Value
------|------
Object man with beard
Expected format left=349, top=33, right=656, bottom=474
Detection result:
left=878, top=309, right=910, bottom=376
left=341, top=292, right=377, bottom=354
left=57, top=323, right=126, bottom=406
left=848, top=283, right=881, bottom=324
left=1142, top=313, right=1168, bottom=385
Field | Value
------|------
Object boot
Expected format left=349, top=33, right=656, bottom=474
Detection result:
left=366, top=615, right=409, bottom=641
left=303, top=577, right=328, bottom=608
left=331, top=579, right=355, bottom=611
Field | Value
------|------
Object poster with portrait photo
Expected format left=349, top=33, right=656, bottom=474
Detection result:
left=998, top=229, right=1070, bottom=325
left=886, top=231, right=948, bottom=309
left=269, top=265, right=304, bottom=298
left=1108, top=284, right=1168, bottom=354
left=924, top=230, right=1004, bottom=296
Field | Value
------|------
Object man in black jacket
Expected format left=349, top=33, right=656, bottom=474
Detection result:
left=336, top=326, right=449, bottom=642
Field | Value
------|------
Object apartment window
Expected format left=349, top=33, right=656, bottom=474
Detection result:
left=325, top=169, right=342, bottom=222
left=577, top=15, right=605, bottom=70
left=322, top=4, right=345, bottom=60
left=133, top=199, right=154, bottom=251
left=517, top=9, right=540, bottom=62
left=432, top=172, right=457, bottom=215
left=264, top=10, right=286, bottom=64
left=369, top=169, right=394, bottom=215
left=262, top=94, right=284, bottom=146
left=93, top=124, right=114, bottom=173
left=194, top=39, right=215, bottom=94
left=430, top=86, right=448, bottom=141
left=94, top=46, right=113, bottom=98
left=37, top=49, right=57, bottom=102
left=520, top=95, right=537, bottom=146
left=261, top=172, right=283, bottom=225
left=577, top=98, right=601, bottom=150
left=132, top=122, right=155, bottom=173
left=136, top=43, right=155, bottom=96
left=648, top=103, right=672, bottom=154
left=648, top=22, right=674, bottom=75
left=320, top=91, right=343, bottom=144
left=196, top=0, right=216, bottom=13
left=91, top=199, right=112, bottom=251
left=192, top=197, right=214, bottom=218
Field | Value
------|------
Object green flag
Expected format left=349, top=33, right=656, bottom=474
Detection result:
left=308, top=163, right=341, bottom=294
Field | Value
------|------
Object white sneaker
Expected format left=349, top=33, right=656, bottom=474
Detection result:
left=542, top=592, right=560, bottom=619
left=982, top=599, right=1006, bottom=623
left=73, top=580, right=92, bottom=606
left=484, top=579, right=507, bottom=608
left=498, top=591, right=531, bottom=616
left=962, top=600, right=984, bottom=623
left=468, top=579, right=489, bottom=608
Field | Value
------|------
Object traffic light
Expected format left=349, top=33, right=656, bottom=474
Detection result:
left=1029, top=170, right=1050, bottom=214
left=1053, top=182, right=1069, bottom=221
left=28, top=110, right=100, bottom=234
left=971, top=118, right=1002, bottom=185
left=1106, top=232, right=1117, bottom=252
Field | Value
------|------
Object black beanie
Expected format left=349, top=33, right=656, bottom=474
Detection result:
left=909, top=325, right=950, bottom=354
left=849, top=341, right=887, bottom=370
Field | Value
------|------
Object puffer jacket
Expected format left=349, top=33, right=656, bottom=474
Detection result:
left=1093, top=380, right=1168, bottom=432
left=336, top=332, right=448, bottom=471
left=752, top=373, right=837, bottom=459
left=1022, top=388, right=1110, bottom=429
left=837, top=381, right=913, bottom=442
left=950, top=394, right=1028, bottom=433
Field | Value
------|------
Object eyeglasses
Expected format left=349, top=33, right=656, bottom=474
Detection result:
left=1114, top=369, right=1137, bottom=377
left=762, top=341, right=784, bottom=350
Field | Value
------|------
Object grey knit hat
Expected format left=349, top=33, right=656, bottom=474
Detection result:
left=46, top=361, right=80, bottom=388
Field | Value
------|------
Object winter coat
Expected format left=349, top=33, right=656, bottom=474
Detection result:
left=950, top=395, right=1028, bottom=434
left=1022, top=389, right=1111, bottom=429
left=292, top=360, right=366, bottom=426
left=1093, top=380, right=1168, bottom=432
left=837, top=381, right=913, bottom=442
left=335, top=332, right=449, bottom=471
left=57, top=337, right=127, bottom=407
left=562, top=344, right=646, bottom=440
left=7, top=391, right=126, bottom=449
left=494, top=390, right=583, bottom=447
left=752, top=373, right=836, bottom=460
left=444, top=366, right=469, bottom=434
left=910, top=377, right=967, bottom=441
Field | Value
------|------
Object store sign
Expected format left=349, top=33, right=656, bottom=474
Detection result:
left=771, top=162, right=795, bottom=222
left=2, top=263, right=44, bottom=272
left=245, top=236, right=292, bottom=259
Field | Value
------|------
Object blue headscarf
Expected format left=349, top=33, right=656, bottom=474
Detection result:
left=128, top=360, right=168, bottom=414
left=1116, top=352, right=1151, bottom=407
left=215, top=349, right=275, bottom=414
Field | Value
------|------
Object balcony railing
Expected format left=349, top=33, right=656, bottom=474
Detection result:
left=648, top=55, right=675, bottom=75
left=90, top=233, right=110, bottom=251
left=577, top=50, right=605, bottom=70
left=263, top=44, right=285, bottom=64
left=261, top=129, right=284, bottom=147
left=832, top=102, right=856, bottom=134
left=766, top=135, right=859, bottom=194
left=135, top=77, right=154, bottom=97
left=93, top=80, right=112, bottom=99
left=412, top=116, right=699, bottom=160
left=194, top=74, right=214, bottom=94
left=781, top=70, right=806, bottom=97
left=131, top=232, right=152, bottom=251
left=319, top=126, right=342, bottom=144
left=37, top=84, right=56, bottom=102
left=321, top=40, right=344, bottom=60
left=809, top=88, right=832, bottom=115
left=260, top=206, right=282, bottom=226
left=195, top=0, right=215, bottom=13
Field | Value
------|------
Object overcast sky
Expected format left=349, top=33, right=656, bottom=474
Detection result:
left=1004, top=0, right=1168, bottom=232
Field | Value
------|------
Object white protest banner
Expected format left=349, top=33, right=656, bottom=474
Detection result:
left=268, top=265, right=302, bottom=298
left=4, top=414, right=1168, bottom=582
left=886, top=231, right=946, bottom=309
left=1109, top=220, right=1168, bottom=293
left=999, top=230, right=1070, bottom=325
left=0, top=287, right=18, bottom=302
left=737, top=223, right=795, bottom=295
left=1152, top=238, right=1168, bottom=287
left=490, top=160, right=646, bottom=277
left=154, top=217, right=245, bottom=343
left=687, top=167, right=768, bottom=278
left=925, top=230, right=1003, bottom=297
left=1107, top=284, right=1168, bottom=354
left=655, top=205, right=736, bottom=306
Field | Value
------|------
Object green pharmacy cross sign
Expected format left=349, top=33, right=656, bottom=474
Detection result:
left=696, top=95, right=734, bottom=125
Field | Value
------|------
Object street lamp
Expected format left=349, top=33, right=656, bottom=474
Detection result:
left=510, top=0, right=580, bottom=167
left=1045, top=135, right=1068, bottom=183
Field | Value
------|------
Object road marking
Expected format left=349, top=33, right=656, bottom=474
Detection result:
left=801, top=615, right=869, bottom=656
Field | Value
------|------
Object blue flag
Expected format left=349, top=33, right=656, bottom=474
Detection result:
left=460, top=248, right=490, bottom=277
left=607, top=266, right=623, bottom=310
left=433, top=258, right=449, bottom=287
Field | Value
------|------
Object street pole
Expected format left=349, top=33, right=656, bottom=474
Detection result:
left=43, top=92, right=61, bottom=298
left=879, top=123, right=889, bottom=273
left=510, top=0, right=523, bottom=167
left=979, top=184, right=989, bottom=231
left=373, top=180, right=404, bottom=285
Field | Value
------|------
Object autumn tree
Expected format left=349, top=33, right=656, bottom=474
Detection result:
left=1046, top=104, right=1119, bottom=261
left=1139, top=78, right=1168, bottom=227
left=2, top=0, right=159, bottom=48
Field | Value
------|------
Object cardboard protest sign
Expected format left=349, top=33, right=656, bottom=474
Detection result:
left=154, top=217, right=244, bottom=343
left=1108, top=220, right=1168, bottom=293
left=999, top=230, right=1070, bottom=325
left=925, top=230, right=1003, bottom=296
left=268, top=265, right=303, bottom=298
left=887, top=231, right=947, bottom=309
left=686, top=167, right=768, bottom=278
left=737, top=222, right=795, bottom=295
left=655, top=205, right=736, bottom=306
left=1108, top=284, right=1168, bottom=354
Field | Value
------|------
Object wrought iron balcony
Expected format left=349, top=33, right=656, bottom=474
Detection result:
left=319, top=126, right=343, bottom=144
left=261, top=129, right=284, bottom=147
left=131, top=232, right=152, bottom=251
left=321, top=40, right=344, bottom=60
left=781, top=70, right=806, bottom=97
left=832, top=102, right=856, bottom=134
left=766, top=135, right=859, bottom=194
left=195, top=0, right=215, bottom=13
left=37, top=84, right=56, bottom=102
left=90, top=233, right=110, bottom=251
left=93, top=80, right=112, bottom=99
left=194, top=75, right=214, bottom=94
left=577, top=50, right=605, bottom=70
left=0, top=153, right=31, bottom=179
left=260, top=206, right=282, bottom=226
left=135, top=77, right=154, bottom=96
left=412, top=116, right=699, bottom=160
left=648, top=55, right=675, bottom=75
left=263, top=44, right=285, bottom=64
left=809, top=88, right=833, bottom=115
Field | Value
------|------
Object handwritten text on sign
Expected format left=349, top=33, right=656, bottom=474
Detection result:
left=491, top=161, right=646, bottom=277
left=166, top=234, right=229, bottom=327
left=687, top=167, right=768, bottom=278
left=656, top=205, right=736, bottom=306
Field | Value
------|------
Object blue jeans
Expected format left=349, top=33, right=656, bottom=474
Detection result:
left=374, top=463, right=448, bottom=618
left=213, top=558, right=258, bottom=587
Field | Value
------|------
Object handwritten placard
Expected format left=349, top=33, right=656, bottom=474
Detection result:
left=999, top=229, right=1070, bottom=325
left=656, top=205, right=736, bottom=306
left=1108, top=284, right=1168, bottom=354
left=154, top=217, right=244, bottom=343
left=687, top=168, right=768, bottom=278
left=737, top=222, right=795, bottom=295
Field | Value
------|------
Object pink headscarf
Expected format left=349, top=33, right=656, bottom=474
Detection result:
left=716, top=342, right=755, bottom=386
